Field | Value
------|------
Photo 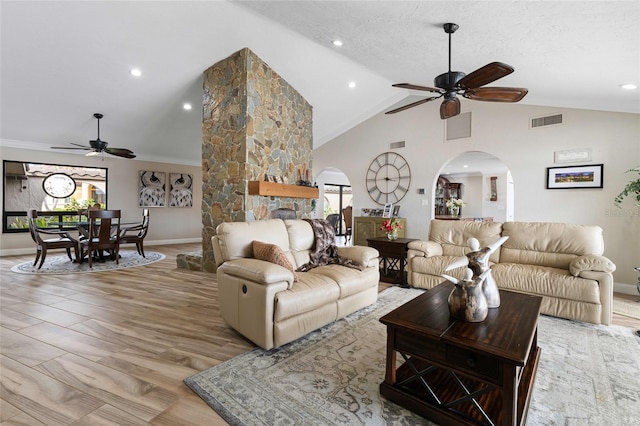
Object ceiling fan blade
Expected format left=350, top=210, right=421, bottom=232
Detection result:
left=70, top=142, right=91, bottom=148
left=385, top=96, right=441, bottom=114
left=392, top=83, right=443, bottom=93
left=457, top=62, right=514, bottom=89
left=463, top=87, right=528, bottom=102
left=440, top=97, right=461, bottom=119
left=51, top=146, right=91, bottom=150
left=105, top=147, right=136, bottom=159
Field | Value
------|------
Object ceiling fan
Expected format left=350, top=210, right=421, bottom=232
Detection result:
left=51, top=113, right=136, bottom=159
left=386, top=23, right=528, bottom=120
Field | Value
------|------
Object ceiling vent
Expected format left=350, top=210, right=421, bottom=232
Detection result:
left=389, top=141, right=405, bottom=149
left=531, top=114, right=562, bottom=128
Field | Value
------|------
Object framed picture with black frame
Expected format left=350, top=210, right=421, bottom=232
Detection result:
left=546, top=164, right=603, bottom=189
left=392, top=205, right=401, bottom=217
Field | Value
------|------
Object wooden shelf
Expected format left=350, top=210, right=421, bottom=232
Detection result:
left=248, top=181, right=319, bottom=199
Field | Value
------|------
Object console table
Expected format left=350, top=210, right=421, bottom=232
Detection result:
left=380, top=282, right=542, bottom=426
left=354, top=216, right=406, bottom=246
left=366, top=237, right=416, bottom=286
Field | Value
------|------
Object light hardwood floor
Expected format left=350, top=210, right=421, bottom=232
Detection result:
left=2, top=243, right=639, bottom=425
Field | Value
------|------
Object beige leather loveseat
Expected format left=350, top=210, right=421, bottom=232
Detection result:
left=407, top=220, right=616, bottom=325
left=212, top=219, right=380, bottom=349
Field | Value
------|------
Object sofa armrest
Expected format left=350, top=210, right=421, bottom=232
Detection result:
left=569, top=254, right=616, bottom=277
left=407, top=240, right=443, bottom=258
left=337, top=246, right=380, bottom=268
left=218, top=258, right=295, bottom=288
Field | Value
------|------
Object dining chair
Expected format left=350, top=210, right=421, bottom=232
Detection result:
left=79, top=209, right=121, bottom=268
left=27, top=209, right=79, bottom=269
left=342, top=206, right=353, bottom=243
left=119, top=208, right=150, bottom=257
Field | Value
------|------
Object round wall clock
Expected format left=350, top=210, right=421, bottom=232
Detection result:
left=366, top=152, right=411, bottom=205
left=43, top=173, right=76, bottom=198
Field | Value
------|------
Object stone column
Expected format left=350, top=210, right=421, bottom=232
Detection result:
left=201, top=48, right=313, bottom=272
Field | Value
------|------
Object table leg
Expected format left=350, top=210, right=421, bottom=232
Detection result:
left=384, top=328, right=397, bottom=385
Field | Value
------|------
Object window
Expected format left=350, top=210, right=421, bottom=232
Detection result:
left=3, top=160, right=108, bottom=233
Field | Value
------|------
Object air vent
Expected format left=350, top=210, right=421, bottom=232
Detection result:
left=531, top=114, right=562, bottom=128
left=389, top=141, right=405, bottom=149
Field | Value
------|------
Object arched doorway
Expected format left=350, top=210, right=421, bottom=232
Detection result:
left=434, top=151, right=513, bottom=222
left=315, top=167, right=353, bottom=242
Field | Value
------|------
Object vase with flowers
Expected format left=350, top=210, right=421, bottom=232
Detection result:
left=446, top=198, right=465, bottom=217
left=380, top=218, right=402, bottom=240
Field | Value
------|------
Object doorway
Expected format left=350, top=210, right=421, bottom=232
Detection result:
left=435, top=151, right=513, bottom=222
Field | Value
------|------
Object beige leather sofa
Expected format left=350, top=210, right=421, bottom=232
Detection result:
left=212, top=219, right=380, bottom=349
left=407, top=220, right=616, bottom=325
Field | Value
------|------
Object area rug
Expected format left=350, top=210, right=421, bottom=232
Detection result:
left=185, top=286, right=640, bottom=426
left=11, top=250, right=165, bottom=274
left=613, top=297, right=640, bottom=320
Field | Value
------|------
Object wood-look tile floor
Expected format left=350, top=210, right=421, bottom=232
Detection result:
left=2, top=243, right=639, bottom=425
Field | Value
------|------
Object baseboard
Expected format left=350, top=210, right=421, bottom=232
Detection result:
left=0, top=238, right=202, bottom=257
left=614, top=282, right=639, bottom=296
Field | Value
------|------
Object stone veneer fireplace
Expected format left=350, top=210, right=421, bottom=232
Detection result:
left=199, top=48, right=314, bottom=272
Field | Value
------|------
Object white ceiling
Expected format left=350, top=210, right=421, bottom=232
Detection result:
left=1, top=1, right=638, bottom=166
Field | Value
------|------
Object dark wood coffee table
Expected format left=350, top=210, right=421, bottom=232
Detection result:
left=380, top=282, right=542, bottom=426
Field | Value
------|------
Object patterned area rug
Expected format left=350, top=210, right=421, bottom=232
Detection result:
left=185, top=286, right=640, bottom=426
left=11, top=250, right=165, bottom=274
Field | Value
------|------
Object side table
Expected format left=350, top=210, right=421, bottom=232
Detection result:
left=367, top=237, right=417, bottom=286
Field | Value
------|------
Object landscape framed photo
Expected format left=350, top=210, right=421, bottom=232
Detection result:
left=546, top=164, right=603, bottom=189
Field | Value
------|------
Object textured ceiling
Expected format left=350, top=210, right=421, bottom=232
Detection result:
left=1, top=1, right=638, bottom=166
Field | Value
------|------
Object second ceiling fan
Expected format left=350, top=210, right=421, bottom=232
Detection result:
left=386, top=23, right=528, bottom=119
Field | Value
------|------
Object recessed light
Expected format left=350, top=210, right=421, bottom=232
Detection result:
left=183, top=103, right=192, bottom=111
left=620, top=83, right=637, bottom=90
left=332, top=40, right=343, bottom=47
left=130, top=68, right=142, bottom=77
left=348, top=81, right=356, bottom=89
left=463, top=165, right=469, bottom=168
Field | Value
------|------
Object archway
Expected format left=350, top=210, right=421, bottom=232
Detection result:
left=434, top=151, right=513, bottom=222
left=315, top=167, right=353, bottom=241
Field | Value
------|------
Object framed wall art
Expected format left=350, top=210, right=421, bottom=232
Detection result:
left=546, top=164, right=603, bottom=189
left=139, top=170, right=166, bottom=207
left=169, top=173, right=193, bottom=207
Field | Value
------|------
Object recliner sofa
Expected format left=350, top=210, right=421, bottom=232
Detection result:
left=407, top=220, right=616, bottom=325
left=212, top=219, right=380, bottom=349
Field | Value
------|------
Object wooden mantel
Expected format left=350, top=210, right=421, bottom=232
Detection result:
left=248, top=181, right=319, bottom=199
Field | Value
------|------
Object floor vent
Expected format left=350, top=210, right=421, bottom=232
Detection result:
left=531, top=114, right=562, bottom=128
left=390, top=141, right=405, bottom=149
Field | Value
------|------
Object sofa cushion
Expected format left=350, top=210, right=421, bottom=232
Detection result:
left=252, top=241, right=298, bottom=281
left=274, top=273, right=340, bottom=321
left=284, top=219, right=315, bottom=268
left=500, top=222, right=604, bottom=269
left=492, top=263, right=601, bottom=303
left=309, top=264, right=379, bottom=298
left=411, top=255, right=466, bottom=276
left=429, top=220, right=504, bottom=263
left=216, top=219, right=290, bottom=262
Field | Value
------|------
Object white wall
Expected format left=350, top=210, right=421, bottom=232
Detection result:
left=0, top=147, right=202, bottom=255
left=313, top=101, right=640, bottom=285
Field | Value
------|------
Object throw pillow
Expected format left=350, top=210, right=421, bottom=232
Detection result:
left=252, top=241, right=298, bottom=281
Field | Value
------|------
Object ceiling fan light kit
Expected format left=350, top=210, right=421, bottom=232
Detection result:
left=51, top=113, right=136, bottom=159
left=386, top=23, right=528, bottom=119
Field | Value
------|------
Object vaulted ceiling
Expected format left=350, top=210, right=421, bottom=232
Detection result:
left=1, top=1, right=638, bottom=165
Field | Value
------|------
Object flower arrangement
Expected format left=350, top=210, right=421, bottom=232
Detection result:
left=380, top=218, right=402, bottom=233
left=446, top=198, right=465, bottom=209
left=380, top=218, right=402, bottom=239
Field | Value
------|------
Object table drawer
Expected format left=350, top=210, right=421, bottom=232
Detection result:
left=445, top=345, right=499, bottom=380
left=396, top=330, right=445, bottom=362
